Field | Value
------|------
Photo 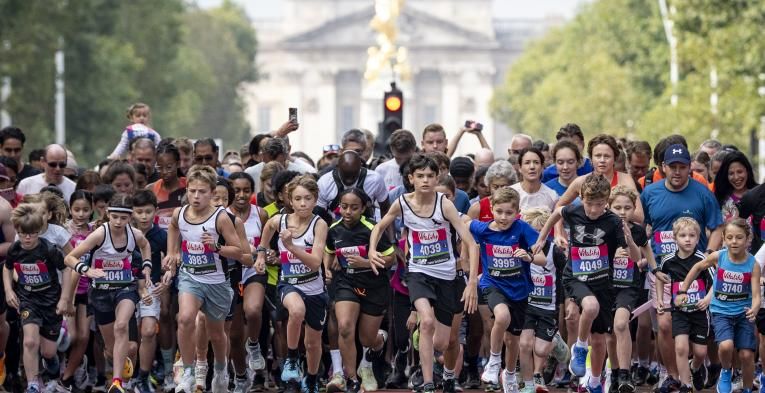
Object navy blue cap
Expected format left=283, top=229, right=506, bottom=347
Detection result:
left=663, top=144, right=690, bottom=165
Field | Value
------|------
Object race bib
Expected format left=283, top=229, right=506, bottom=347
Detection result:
left=672, top=279, right=706, bottom=312
left=336, top=245, right=368, bottom=270
left=612, top=256, right=635, bottom=287
left=486, top=243, right=522, bottom=278
left=529, top=273, right=554, bottom=306
left=410, top=228, right=450, bottom=266
left=714, top=268, right=751, bottom=302
left=652, top=231, right=677, bottom=258
left=181, top=240, right=217, bottom=275
left=252, top=236, right=261, bottom=248
left=571, top=244, right=609, bottom=280
left=280, top=248, right=318, bottom=284
left=14, top=261, right=51, bottom=291
left=154, top=215, right=173, bottom=230
left=93, top=257, right=133, bottom=287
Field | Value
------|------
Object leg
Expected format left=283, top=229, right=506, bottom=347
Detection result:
left=613, top=308, right=632, bottom=373
left=139, top=317, right=158, bottom=374
left=443, top=313, right=464, bottom=378
left=533, top=337, right=553, bottom=375
left=228, top=303, right=247, bottom=375
left=111, top=299, right=137, bottom=382
left=243, top=283, right=265, bottom=343
left=195, top=312, right=209, bottom=362
left=577, top=296, right=599, bottom=342
left=489, top=303, right=511, bottom=354
left=22, top=324, right=41, bottom=386
left=62, top=305, right=91, bottom=380
left=519, top=330, right=535, bottom=382
left=304, top=326, right=323, bottom=376
left=739, top=349, right=754, bottom=390
left=335, top=301, right=361, bottom=378
left=589, top=333, right=606, bottom=379
left=282, top=292, right=306, bottom=352
left=177, top=293, right=203, bottom=365
left=206, top=318, right=229, bottom=366
left=674, top=335, right=691, bottom=386
left=656, top=312, right=678, bottom=377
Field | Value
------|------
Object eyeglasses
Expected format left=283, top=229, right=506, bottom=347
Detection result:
left=47, top=161, right=67, bottom=169
left=323, top=144, right=340, bottom=153
left=194, top=155, right=215, bottom=163
left=18, top=232, right=38, bottom=239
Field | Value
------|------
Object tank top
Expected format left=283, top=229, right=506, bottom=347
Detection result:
left=178, top=205, right=227, bottom=284
left=69, top=223, right=94, bottom=295
left=278, top=214, right=323, bottom=295
left=90, top=223, right=136, bottom=290
left=528, top=243, right=556, bottom=311
left=710, top=249, right=755, bottom=315
left=400, top=192, right=457, bottom=281
left=232, top=205, right=264, bottom=283
left=478, top=197, right=493, bottom=222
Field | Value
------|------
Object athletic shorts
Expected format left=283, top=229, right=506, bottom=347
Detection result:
left=756, top=309, right=765, bottom=335
left=226, top=287, right=242, bottom=322
left=138, top=293, right=160, bottom=320
left=671, top=310, right=710, bottom=345
left=89, top=285, right=139, bottom=326
left=612, top=287, right=640, bottom=312
left=177, top=272, right=233, bottom=322
left=334, top=272, right=390, bottom=317
left=565, top=280, right=613, bottom=334
left=278, top=284, right=328, bottom=331
left=478, top=286, right=488, bottom=306
left=484, top=286, right=527, bottom=336
left=453, top=270, right=467, bottom=314
left=243, top=273, right=267, bottom=287
left=711, top=312, right=756, bottom=351
left=407, top=272, right=458, bottom=326
left=19, top=302, right=62, bottom=341
left=265, top=284, right=288, bottom=322
left=523, top=306, right=557, bottom=342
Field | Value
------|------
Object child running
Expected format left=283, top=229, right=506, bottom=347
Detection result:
left=675, top=218, right=761, bottom=393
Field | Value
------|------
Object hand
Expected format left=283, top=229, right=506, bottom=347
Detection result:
left=266, top=250, right=279, bottom=266
left=140, top=288, right=153, bottom=306
left=162, top=254, right=180, bottom=271
left=201, top=232, right=216, bottom=249
left=368, top=250, right=387, bottom=274
left=152, top=282, right=169, bottom=296
left=656, top=304, right=665, bottom=314
left=279, top=229, right=294, bottom=249
left=622, top=220, right=634, bottom=244
left=85, top=268, right=106, bottom=279
left=5, top=291, right=18, bottom=310
left=324, top=268, right=333, bottom=283
left=696, top=296, right=710, bottom=311
left=161, top=270, right=174, bottom=286
left=347, top=254, right=381, bottom=275
left=56, top=299, right=69, bottom=316
left=554, top=235, right=569, bottom=253
left=512, top=248, right=532, bottom=263
left=746, top=306, right=758, bottom=322
left=615, top=248, right=629, bottom=259
left=142, top=267, right=152, bottom=280
left=255, top=255, right=267, bottom=273
left=461, top=282, right=478, bottom=314
left=654, top=271, right=670, bottom=283
left=674, top=293, right=687, bottom=307
left=531, top=241, right=545, bottom=256
left=406, top=312, right=418, bottom=331
left=275, top=120, right=299, bottom=137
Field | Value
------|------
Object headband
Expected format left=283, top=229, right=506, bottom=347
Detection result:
left=107, top=207, right=134, bottom=214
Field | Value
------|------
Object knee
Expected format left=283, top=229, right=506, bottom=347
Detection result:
left=177, top=313, right=195, bottom=329
left=23, top=336, right=37, bottom=351
left=208, top=327, right=226, bottom=343
left=739, top=349, right=754, bottom=363
left=113, top=320, right=129, bottom=336
left=580, top=298, right=599, bottom=315
left=338, top=320, right=354, bottom=341
left=613, top=319, right=629, bottom=334
left=141, top=324, right=156, bottom=340
left=419, top=315, right=436, bottom=335
left=433, top=334, right=449, bottom=352
left=287, top=304, right=305, bottom=322
left=493, top=312, right=510, bottom=328
left=519, top=336, right=533, bottom=353
left=718, top=340, right=734, bottom=354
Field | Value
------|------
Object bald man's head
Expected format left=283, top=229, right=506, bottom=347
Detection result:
left=475, top=148, right=495, bottom=168
left=337, top=151, right=363, bottom=184
left=43, top=144, right=68, bottom=184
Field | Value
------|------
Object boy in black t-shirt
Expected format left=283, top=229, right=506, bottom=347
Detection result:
left=657, top=217, right=711, bottom=393
left=533, top=174, right=641, bottom=393
left=3, top=204, right=69, bottom=393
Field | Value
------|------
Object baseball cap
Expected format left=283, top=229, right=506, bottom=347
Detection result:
left=663, top=144, right=690, bottom=165
left=450, top=157, right=475, bottom=178
left=0, top=164, right=10, bottom=181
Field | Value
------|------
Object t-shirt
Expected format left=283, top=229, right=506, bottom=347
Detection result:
left=246, top=159, right=317, bottom=193
left=317, top=169, right=388, bottom=210
left=641, top=179, right=723, bottom=256
left=454, top=189, right=471, bottom=214
left=510, top=183, right=559, bottom=212
left=660, top=250, right=710, bottom=313
left=325, top=216, right=394, bottom=288
left=5, top=238, right=65, bottom=306
left=737, top=184, right=765, bottom=251
left=375, top=159, right=403, bottom=190
left=544, top=178, right=569, bottom=197
left=612, top=222, right=648, bottom=289
left=561, top=204, right=626, bottom=289
left=17, top=173, right=77, bottom=203
left=470, top=219, right=539, bottom=301
left=134, top=224, right=167, bottom=283
left=110, top=123, right=162, bottom=158
left=541, top=158, right=593, bottom=183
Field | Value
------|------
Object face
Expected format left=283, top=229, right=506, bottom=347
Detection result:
left=111, top=174, right=135, bottom=195
left=453, top=176, right=472, bottom=193
left=131, top=147, right=156, bottom=174
left=43, top=148, right=68, bottom=183
left=187, top=180, right=213, bottom=209
left=262, top=177, right=275, bottom=203
left=475, top=176, right=490, bottom=198
left=108, top=211, right=132, bottom=230
left=1, top=138, right=23, bottom=162
left=17, top=230, right=40, bottom=250
left=555, top=147, right=578, bottom=182
left=628, top=153, right=650, bottom=181
left=338, top=193, right=364, bottom=226
left=70, top=199, right=93, bottom=225
left=711, top=159, right=722, bottom=180
left=591, top=144, right=615, bottom=174
left=130, top=108, right=150, bottom=124
left=343, top=141, right=365, bottom=156
left=674, top=226, right=699, bottom=254
left=290, top=185, right=316, bottom=217
left=421, top=131, right=447, bottom=153
left=582, top=197, right=608, bottom=220
left=491, top=202, right=518, bottom=230
left=211, top=185, right=229, bottom=207
left=132, top=205, right=156, bottom=231
left=0, top=170, right=17, bottom=190
left=157, top=153, right=179, bottom=183
left=489, top=177, right=511, bottom=195
left=609, top=195, right=634, bottom=221
left=691, top=161, right=709, bottom=181
left=408, top=167, right=437, bottom=192
left=727, top=162, right=748, bottom=192
left=700, top=145, right=718, bottom=158
left=508, top=137, right=531, bottom=164
left=194, top=144, right=217, bottom=168
left=723, top=225, right=749, bottom=253
left=519, top=151, right=542, bottom=183
left=392, top=149, right=415, bottom=166
left=232, top=179, right=253, bottom=210
left=662, top=162, right=690, bottom=189
left=434, top=185, right=455, bottom=202
left=179, top=150, right=192, bottom=174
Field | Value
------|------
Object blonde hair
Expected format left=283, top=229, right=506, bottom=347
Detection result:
left=173, top=137, right=193, bottom=155
left=126, top=102, right=150, bottom=120
left=261, top=161, right=285, bottom=183
left=608, top=185, right=638, bottom=205
left=186, top=165, right=218, bottom=190
left=22, top=191, right=68, bottom=226
left=672, top=217, right=701, bottom=237
left=724, top=217, right=751, bottom=238
left=521, top=207, right=551, bottom=231
left=11, top=204, right=45, bottom=234
left=490, top=187, right=520, bottom=209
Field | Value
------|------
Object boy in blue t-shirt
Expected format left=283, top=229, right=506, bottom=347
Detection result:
left=471, top=188, right=545, bottom=392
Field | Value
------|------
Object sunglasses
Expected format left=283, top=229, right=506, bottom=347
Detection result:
left=194, top=155, right=215, bottom=163
left=47, top=161, right=67, bottom=169
left=323, top=144, right=340, bottom=153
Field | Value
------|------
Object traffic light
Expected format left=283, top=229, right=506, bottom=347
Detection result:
left=377, top=82, right=403, bottom=156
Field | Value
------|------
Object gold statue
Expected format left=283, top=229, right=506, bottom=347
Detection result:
left=365, top=0, right=410, bottom=81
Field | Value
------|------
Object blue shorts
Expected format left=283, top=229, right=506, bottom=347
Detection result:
left=711, top=312, right=756, bottom=351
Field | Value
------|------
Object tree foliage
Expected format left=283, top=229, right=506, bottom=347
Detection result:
left=0, top=0, right=257, bottom=166
left=492, top=0, right=765, bottom=152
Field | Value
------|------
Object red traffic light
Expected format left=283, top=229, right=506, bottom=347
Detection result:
left=385, top=96, right=402, bottom=112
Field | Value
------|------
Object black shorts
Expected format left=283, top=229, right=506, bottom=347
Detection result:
left=334, top=272, right=390, bottom=317
left=407, top=272, right=458, bottom=326
left=89, top=285, right=140, bottom=326
left=565, top=280, right=613, bottom=334
left=523, top=306, right=558, bottom=341
left=612, top=287, right=640, bottom=312
left=278, top=284, right=328, bottom=331
left=453, top=270, right=467, bottom=314
left=265, top=284, right=288, bottom=322
left=757, top=309, right=765, bottom=335
left=485, top=286, right=527, bottom=336
left=19, top=302, right=62, bottom=341
left=478, top=286, right=488, bottom=306
left=0, top=285, right=6, bottom=315
left=672, top=311, right=710, bottom=345
left=226, top=287, right=243, bottom=322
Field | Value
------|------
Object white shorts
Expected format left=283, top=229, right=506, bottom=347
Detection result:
left=138, top=290, right=161, bottom=319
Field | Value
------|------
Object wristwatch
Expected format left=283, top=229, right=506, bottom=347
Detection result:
left=676, top=290, right=686, bottom=295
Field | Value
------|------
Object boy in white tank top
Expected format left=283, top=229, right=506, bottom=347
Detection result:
left=369, top=154, right=479, bottom=393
